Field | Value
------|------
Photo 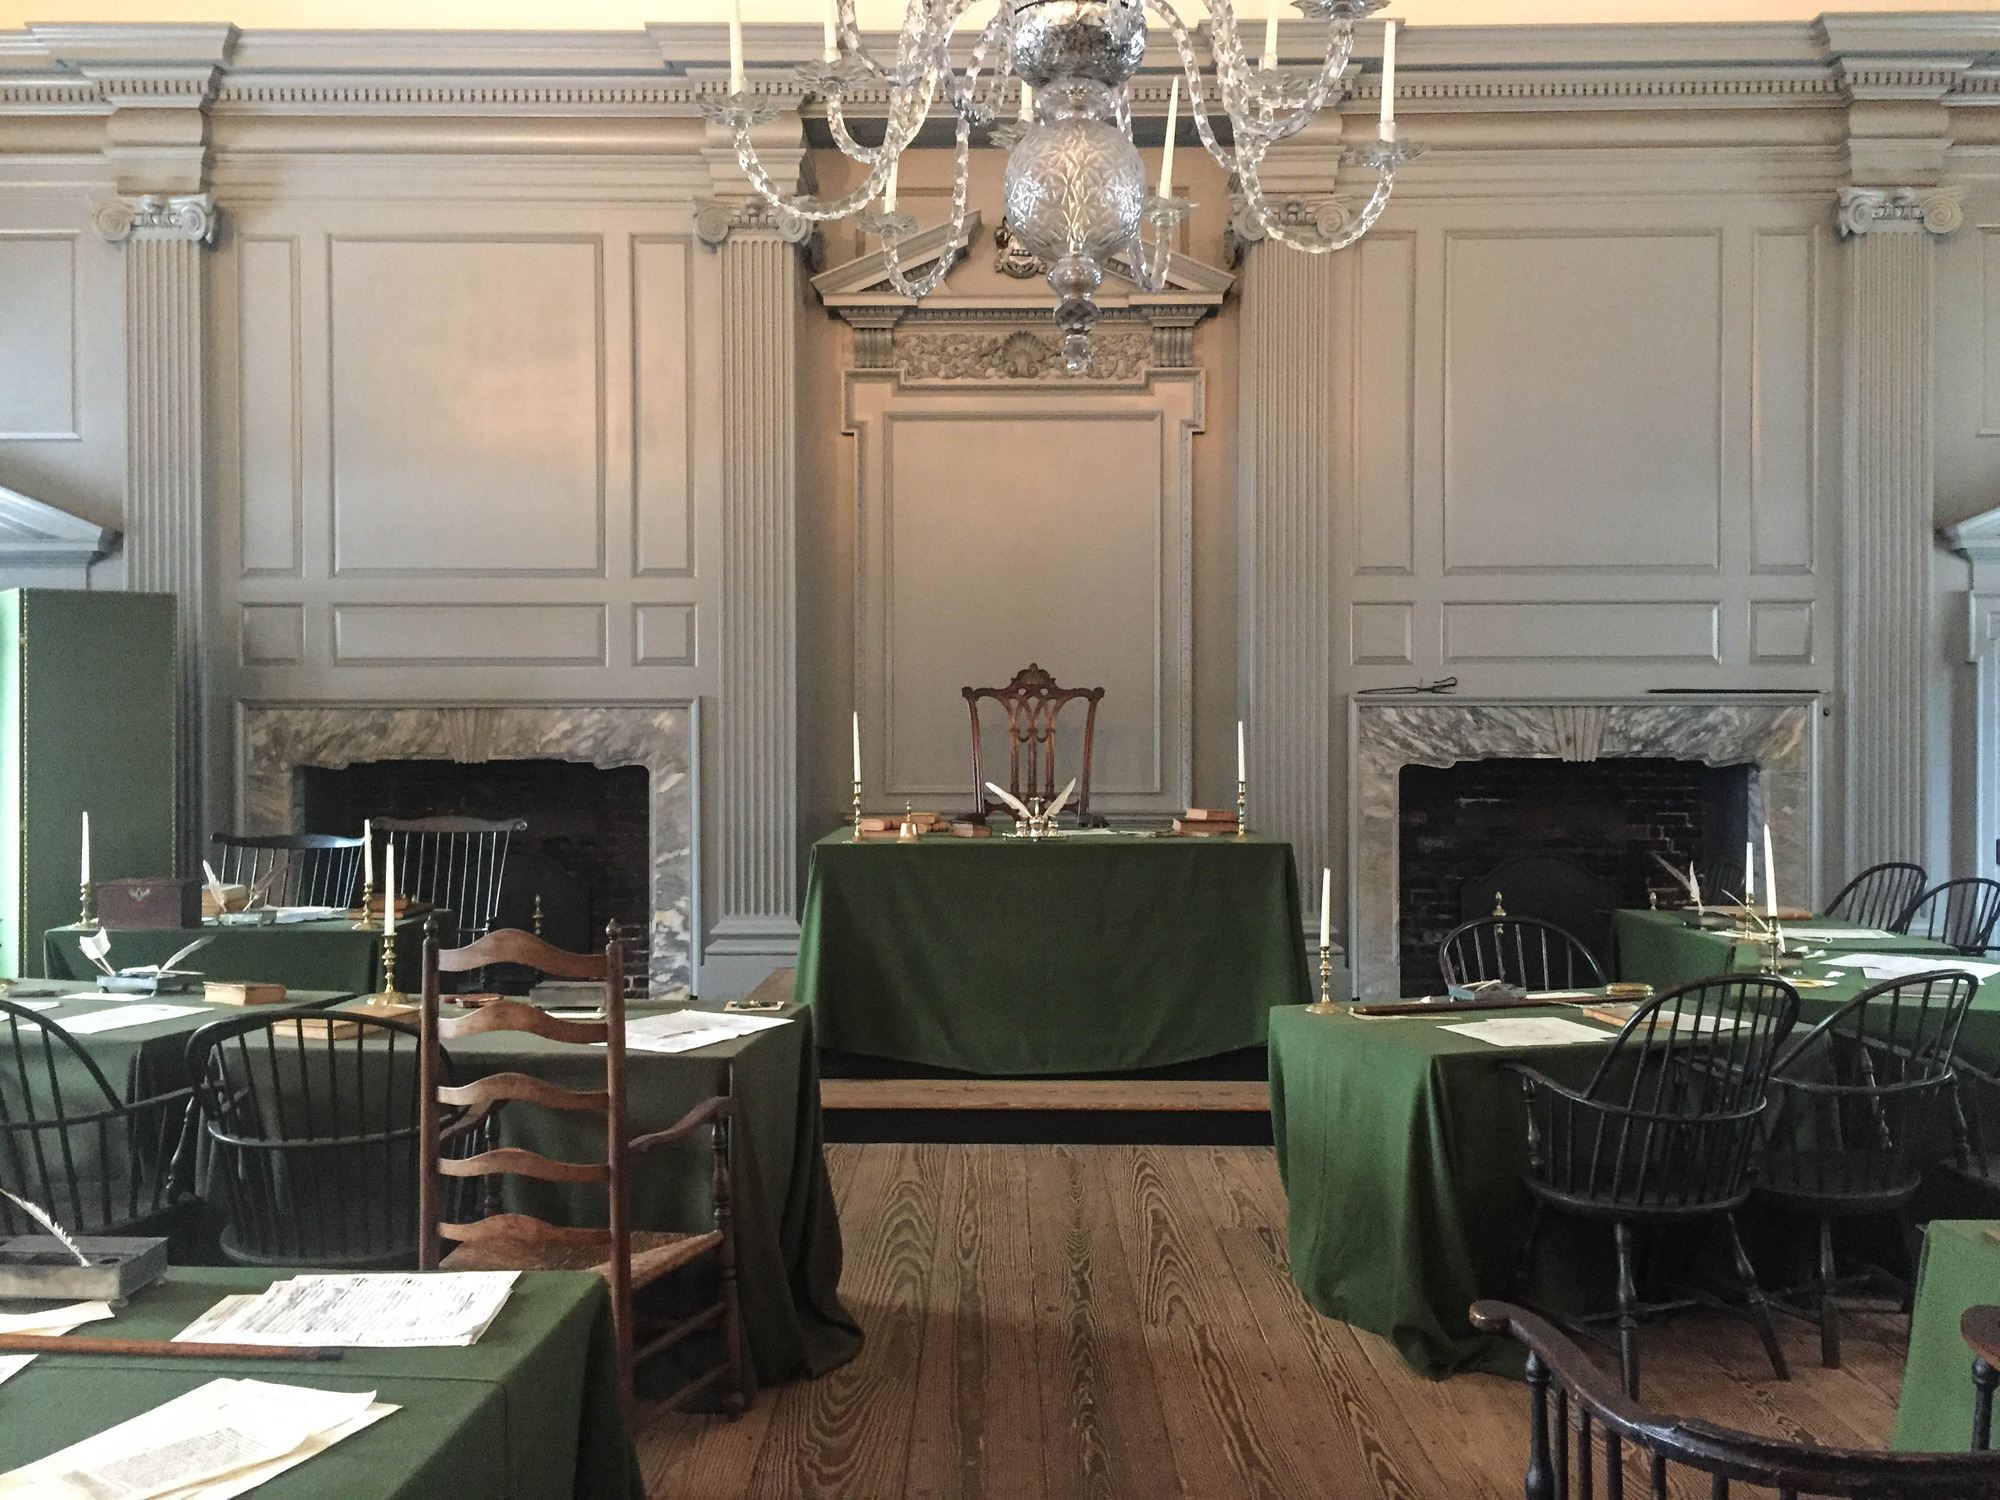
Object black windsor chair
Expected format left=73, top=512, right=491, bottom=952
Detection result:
left=208, top=831, right=365, bottom=911
left=1823, top=861, right=1929, bottom=930
left=0, top=998, right=197, bottom=1239
left=185, top=1007, right=447, bottom=1268
left=1753, top=970, right=1977, bottom=1368
left=1509, top=973, right=1800, bottom=1398
left=1895, top=877, right=2000, bottom=956
left=1471, top=1299, right=2000, bottom=1498
left=1438, top=916, right=1608, bottom=994
left=376, top=816, right=526, bottom=945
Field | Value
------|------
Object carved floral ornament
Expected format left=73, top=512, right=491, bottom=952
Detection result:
left=1836, top=185, right=1963, bottom=238
left=91, top=194, right=218, bottom=245
left=895, top=327, right=1153, bottom=382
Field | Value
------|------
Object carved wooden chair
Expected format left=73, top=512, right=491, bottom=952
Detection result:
left=209, top=832, right=365, bottom=911
left=963, top=663, right=1106, bottom=826
left=418, top=923, right=745, bottom=1422
left=1470, top=1299, right=2000, bottom=1496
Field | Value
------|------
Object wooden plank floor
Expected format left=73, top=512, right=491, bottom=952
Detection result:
left=820, top=1078, right=1272, bottom=1112
left=635, top=1144, right=1908, bottom=1499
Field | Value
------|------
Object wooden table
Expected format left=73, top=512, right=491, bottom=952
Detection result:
left=0, top=1266, right=641, bottom=1499
left=1893, top=1220, right=2000, bottom=1451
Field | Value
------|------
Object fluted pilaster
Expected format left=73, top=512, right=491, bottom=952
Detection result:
left=122, top=229, right=206, bottom=866
left=1239, top=243, right=1338, bottom=935
left=1841, top=194, right=1954, bottom=868
left=711, top=228, right=800, bottom=958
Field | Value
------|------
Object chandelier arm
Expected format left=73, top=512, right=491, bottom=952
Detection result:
left=1237, top=149, right=1397, bottom=253
left=1144, top=0, right=1242, bottom=175
left=824, top=92, right=890, bottom=165
left=733, top=52, right=942, bottom=224
left=883, top=115, right=973, bottom=299
left=832, top=0, right=940, bottom=88
left=942, top=7, right=1015, bottom=123
left=1240, top=27, right=1358, bottom=144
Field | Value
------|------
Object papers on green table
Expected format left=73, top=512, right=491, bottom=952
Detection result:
left=1822, top=953, right=2000, bottom=982
left=1781, top=926, right=1899, bottom=942
left=623, top=1010, right=793, bottom=1055
left=37, top=1004, right=207, bottom=1036
left=270, top=907, right=345, bottom=924
left=0, top=1357, right=30, bottom=1387
left=0, top=1302, right=112, bottom=1337
left=0, top=1378, right=391, bottom=1500
left=175, top=1271, right=517, bottom=1349
left=1439, top=1017, right=1617, bottom=1048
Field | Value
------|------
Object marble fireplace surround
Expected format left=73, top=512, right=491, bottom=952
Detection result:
left=1347, top=695, right=1819, bottom=1000
left=239, top=703, right=695, bottom=994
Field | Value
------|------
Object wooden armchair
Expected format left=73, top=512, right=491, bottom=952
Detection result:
left=209, top=832, right=365, bottom=910
left=417, top=922, right=745, bottom=1420
left=963, top=663, right=1106, bottom=826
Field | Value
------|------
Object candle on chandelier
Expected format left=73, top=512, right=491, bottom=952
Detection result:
left=80, top=810, right=90, bottom=889
left=883, top=157, right=898, bottom=213
left=1379, top=19, right=1397, bottom=140
left=1019, top=80, right=1033, bottom=122
left=1762, top=823, right=1778, bottom=921
left=1158, top=76, right=1179, bottom=197
left=728, top=0, right=746, bottom=95
left=1319, top=868, right=1332, bottom=951
left=822, top=0, right=839, bottom=63
left=1263, top=0, right=1280, bottom=69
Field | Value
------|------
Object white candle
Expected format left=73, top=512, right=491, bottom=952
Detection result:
left=1379, top=20, right=1397, bottom=140
left=1319, top=867, right=1331, bottom=950
left=1019, top=81, right=1033, bottom=122
left=822, top=0, right=839, bottom=62
left=1688, top=864, right=1703, bottom=911
left=852, top=711, right=862, bottom=785
left=1237, top=720, right=1246, bottom=785
left=384, top=840, right=396, bottom=924
left=728, top=0, right=746, bottom=95
left=363, top=818, right=373, bottom=887
left=80, top=811, right=90, bottom=888
left=1158, top=76, right=1179, bottom=197
left=1263, top=0, right=1280, bottom=69
left=1744, top=841, right=1756, bottom=905
left=883, top=157, right=898, bottom=213
left=1762, top=823, right=1778, bottom=921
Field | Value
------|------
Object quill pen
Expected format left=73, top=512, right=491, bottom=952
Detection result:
left=0, top=1187, right=90, bottom=1266
left=983, top=781, right=1034, bottom=821
left=1045, top=778, right=1077, bottom=823
left=78, top=927, right=115, bottom=977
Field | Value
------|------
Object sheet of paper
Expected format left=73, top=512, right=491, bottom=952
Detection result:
left=0, top=1356, right=31, bottom=1386
left=176, top=1271, right=518, bottom=1348
left=270, top=907, right=344, bottom=924
left=1440, top=1017, right=1618, bottom=1048
left=1779, top=926, right=1899, bottom=942
left=0, top=1300, right=113, bottom=1337
left=0, top=1378, right=378, bottom=1500
left=622, top=1009, right=794, bottom=1055
left=1822, top=952, right=2000, bottom=981
left=51, top=1004, right=207, bottom=1035
left=150, top=1401, right=396, bottom=1500
left=7, top=998, right=60, bottom=1012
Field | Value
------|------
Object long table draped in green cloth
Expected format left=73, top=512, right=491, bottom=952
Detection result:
left=796, top=829, right=1313, bottom=1074
left=1268, top=1003, right=1619, bottom=1379
left=0, top=1266, right=641, bottom=1499
left=1893, top=1219, right=2000, bottom=1451
left=346, top=996, right=862, bottom=1393
left=42, top=911, right=442, bottom=994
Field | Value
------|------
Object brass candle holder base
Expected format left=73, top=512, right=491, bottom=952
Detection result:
left=352, top=879, right=376, bottom=930
left=1236, top=779, right=1248, bottom=840
left=78, top=881, right=96, bottom=930
left=371, top=898, right=407, bottom=1003
left=1305, top=943, right=1340, bottom=1014
left=853, top=780, right=863, bottom=841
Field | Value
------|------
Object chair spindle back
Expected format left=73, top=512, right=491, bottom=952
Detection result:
left=1437, top=917, right=1607, bottom=993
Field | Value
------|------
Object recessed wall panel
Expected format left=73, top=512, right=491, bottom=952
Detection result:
left=240, top=604, right=304, bottom=665
left=1443, top=232, right=1721, bottom=572
left=0, top=235, right=76, bottom=440
left=1751, top=230, right=1814, bottom=572
left=1355, top=234, right=1415, bottom=574
left=1750, top=600, right=1813, bottom=663
left=330, top=237, right=604, bottom=575
left=332, top=603, right=606, bottom=665
left=633, top=238, right=692, bottom=576
left=634, top=603, right=695, bottom=666
left=1982, top=227, right=2000, bottom=435
left=1443, top=601, right=1720, bottom=662
left=1351, top=602, right=1414, bottom=665
left=239, top=237, right=301, bottom=575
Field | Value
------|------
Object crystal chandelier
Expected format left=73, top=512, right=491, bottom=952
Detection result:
left=704, top=0, right=1419, bottom=372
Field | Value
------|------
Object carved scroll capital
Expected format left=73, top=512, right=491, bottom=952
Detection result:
left=92, top=193, right=217, bottom=245
left=1836, top=185, right=1963, bottom=238
left=693, top=195, right=810, bottom=250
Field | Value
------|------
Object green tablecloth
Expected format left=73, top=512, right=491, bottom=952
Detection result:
left=1893, top=1220, right=1997, bottom=1451
left=399, top=999, right=860, bottom=1394
left=1268, top=1002, right=1620, bottom=1379
left=796, top=829, right=1313, bottom=1074
left=43, top=913, right=438, bottom=995
left=0, top=1266, right=640, bottom=1499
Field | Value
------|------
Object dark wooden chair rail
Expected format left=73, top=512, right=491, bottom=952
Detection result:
left=418, top=922, right=746, bottom=1422
left=962, top=663, right=1107, bottom=827
left=1437, top=916, right=1608, bottom=993
left=1823, top=861, right=1930, bottom=931
left=1471, top=1299, right=2000, bottom=1495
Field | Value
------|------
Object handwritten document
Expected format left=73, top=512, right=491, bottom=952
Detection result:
left=1822, top=952, right=2000, bottom=982
left=622, top=1010, right=793, bottom=1055
left=176, top=1271, right=518, bottom=1349
left=46, top=1004, right=207, bottom=1035
left=1440, top=1017, right=1618, bottom=1049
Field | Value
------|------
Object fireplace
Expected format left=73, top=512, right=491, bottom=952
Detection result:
left=1347, top=695, right=1818, bottom=999
left=1397, top=756, right=1754, bottom=996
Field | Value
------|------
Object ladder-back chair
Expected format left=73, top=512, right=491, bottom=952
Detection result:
left=377, top=816, right=526, bottom=944
left=208, top=832, right=365, bottom=911
left=1438, top=916, right=1607, bottom=994
left=418, top=923, right=744, bottom=1421
left=1823, top=861, right=1929, bottom=931
left=1895, top=877, right=2000, bottom=956
left=1509, top=973, right=1800, bottom=1398
left=963, top=664, right=1106, bottom=827
left=1755, top=969, right=1977, bottom=1368
left=0, top=999, right=196, bottom=1240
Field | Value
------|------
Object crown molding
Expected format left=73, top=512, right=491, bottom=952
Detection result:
left=0, top=484, right=121, bottom=569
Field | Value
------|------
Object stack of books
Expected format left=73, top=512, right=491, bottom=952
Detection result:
left=1172, top=808, right=1238, bottom=837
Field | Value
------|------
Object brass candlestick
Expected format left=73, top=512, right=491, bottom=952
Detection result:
left=1306, top=944, right=1339, bottom=1015
left=853, top=779, right=863, bottom=841
left=78, top=880, right=95, bottom=929
left=1236, top=778, right=1248, bottom=840
left=352, top=879, right=375, bottom=931
left=372, top=898, right=407, bottom=1003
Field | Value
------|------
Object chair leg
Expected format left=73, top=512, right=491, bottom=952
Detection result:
left=1817, top=1216, right=1840, bottom=1370
left=1725, top=1212, right=1789, bottom=1383
left=1514, top=1200, right=1546, bottom=1297
left=1614, top=1221, right=1641, bottom=1401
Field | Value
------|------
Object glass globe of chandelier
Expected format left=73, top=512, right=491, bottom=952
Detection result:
left=704, top=0, right=1419, bottom=373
